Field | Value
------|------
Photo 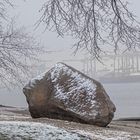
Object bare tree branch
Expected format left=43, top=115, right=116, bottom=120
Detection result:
left=0, top=19, right=41, bottom=87
left=0, top=1, right=42, bottom=87
left=38, top=0, right=140, bottom=59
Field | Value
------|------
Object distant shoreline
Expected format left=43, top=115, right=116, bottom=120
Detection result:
left=116, top=117, right=140, bottom=121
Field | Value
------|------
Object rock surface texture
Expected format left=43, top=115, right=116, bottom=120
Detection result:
left=23, top=63, right=116, bottom=127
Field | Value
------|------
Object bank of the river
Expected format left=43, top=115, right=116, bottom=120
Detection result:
left=0, top=106, right=140, bottom=140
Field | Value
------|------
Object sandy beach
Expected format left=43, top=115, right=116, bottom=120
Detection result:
left=0, top=106, right=140, bottom=140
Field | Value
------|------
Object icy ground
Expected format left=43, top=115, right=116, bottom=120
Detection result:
left=0, top=121, right=90, bottom=140
left=0, top=107, right=140, bottom=140
left=0, top=121, right=140, bottom=140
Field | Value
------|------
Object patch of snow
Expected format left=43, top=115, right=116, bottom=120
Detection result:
left=51, top=63, right=96, bottom=93
left=24, top=71, right=46, bottom=89
left=0, top=120, right=139, bottom=140
left=0, top=121, right=90, bottom=140
left=51, top=63, right=98, bottom=117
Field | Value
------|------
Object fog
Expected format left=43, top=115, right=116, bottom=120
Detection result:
left=0, top=0, right=140, bottom=119
left=10, top=0, right=73, bottom=51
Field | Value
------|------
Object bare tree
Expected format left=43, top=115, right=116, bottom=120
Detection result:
left=0, top=1, right=41, bottom=87
left=38, top=0, right=140, bottom=59
left=0, top=21, right=40, bottom=87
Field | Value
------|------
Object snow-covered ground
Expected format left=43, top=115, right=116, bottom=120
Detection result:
left=0, top=106, right=140, bottom=140
left=0, top=121, right=90, bottom=140
left=0, top=121, right=140, bottom=140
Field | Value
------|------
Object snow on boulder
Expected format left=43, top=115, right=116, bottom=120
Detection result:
left=23, top=62, right=116, bottom=127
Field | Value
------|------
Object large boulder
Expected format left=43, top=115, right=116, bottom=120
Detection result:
left=23, top=63, right=116, bottom=127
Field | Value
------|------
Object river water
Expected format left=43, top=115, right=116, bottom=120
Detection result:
left=0, top=83, right=140, bottom=119
left=104, top=82, right=140, bottom=119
